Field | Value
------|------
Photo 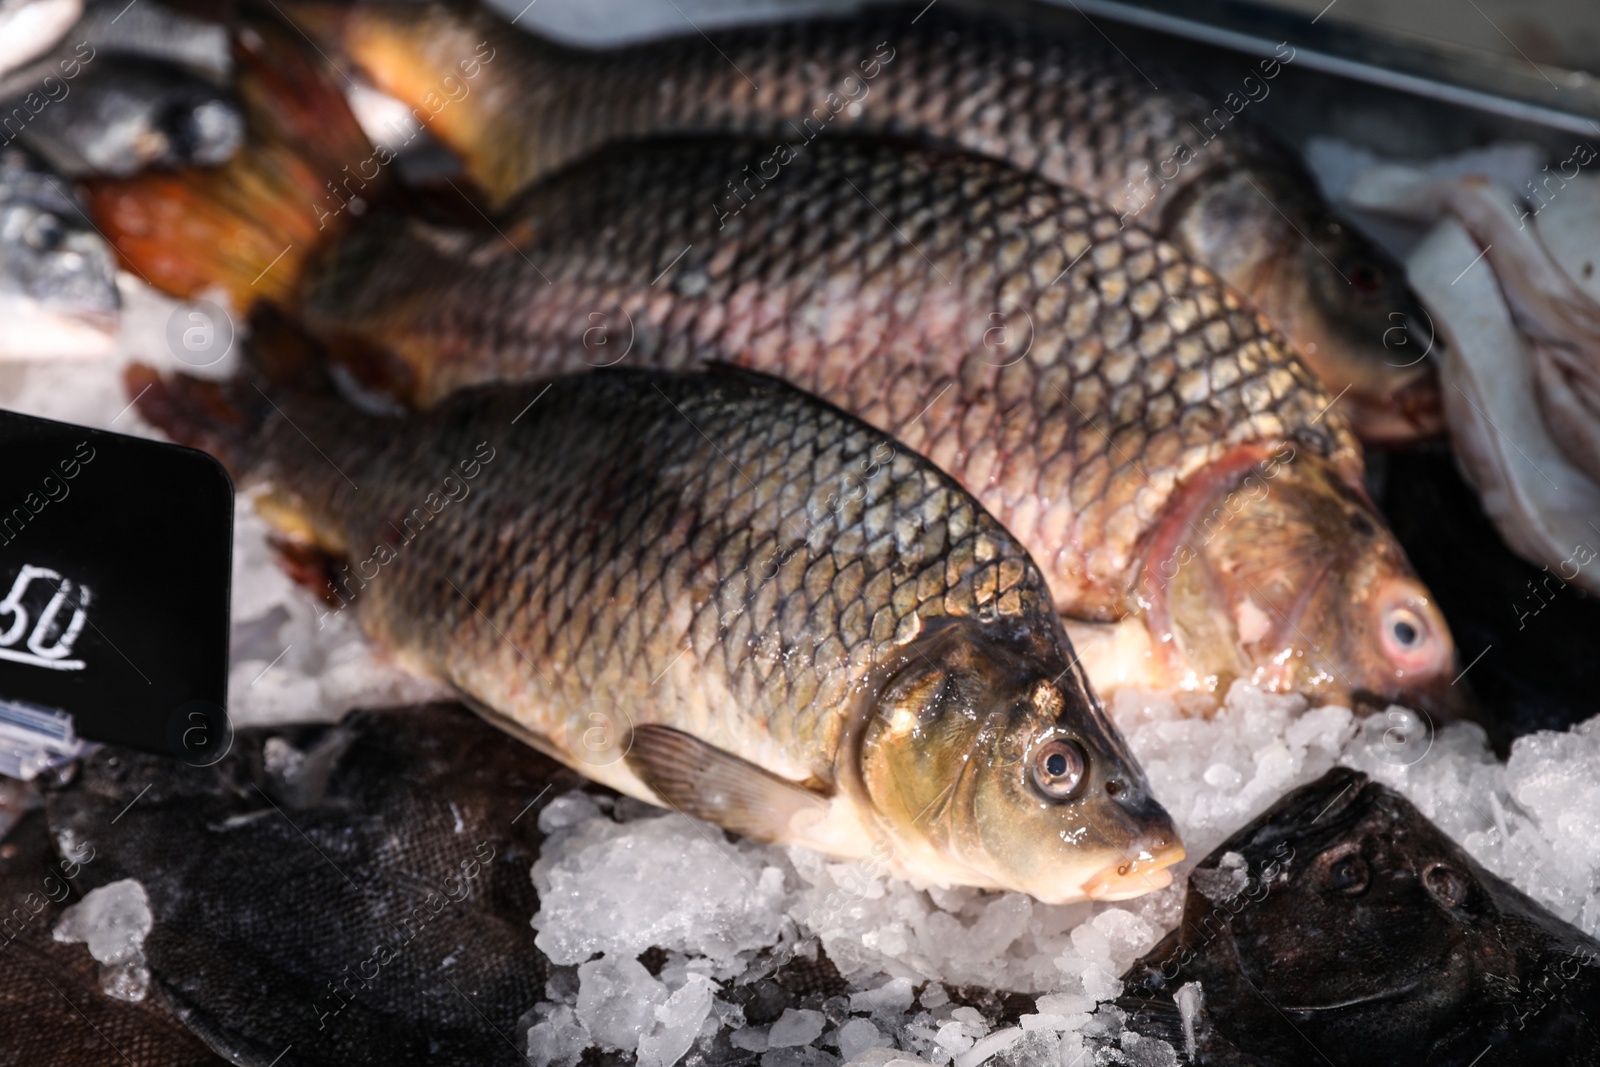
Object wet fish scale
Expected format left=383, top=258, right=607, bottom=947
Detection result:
left=289, top=0, right=1441, bottom=442
left=308, top=138, right=1354, bottom=622
left=241, top=371, right=1070, bottom=788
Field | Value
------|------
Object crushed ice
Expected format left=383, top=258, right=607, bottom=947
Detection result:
left=516, top=684, right=1600, bottom=1066
left=52, top=878, right=153, bottom=1002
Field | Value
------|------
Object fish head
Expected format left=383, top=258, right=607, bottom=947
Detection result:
left=1274, top=211, right=1444, bottom=443
left=1147, top=448, right=1464, bottom=718
left=63, top=60, right=244, bottom=176
left=1180, top=168, right=1443, bottom=443
left=856, top=618, right=1184, bottom=904
left=0, top=147, right=118, bottom=358
left=1162, top=768, right=1503, bottom=1053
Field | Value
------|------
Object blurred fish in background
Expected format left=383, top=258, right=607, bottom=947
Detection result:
left=0, top=0, right=245, bottom=360
left=6, top=55, right=242, bottom=176
left=0, top=144, right=117, bottom=358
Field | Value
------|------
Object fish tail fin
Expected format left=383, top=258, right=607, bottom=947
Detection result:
left=125, top=363, right=273, bottom=481
left=126, top=301, right=348, bottom=473
left=82, top=3, right=381, bottom=310
left=282, top=0, right=547, bottom=207
left=127, top=344, right=357, bottom=567
left=128, top=360, right=356, bottom=602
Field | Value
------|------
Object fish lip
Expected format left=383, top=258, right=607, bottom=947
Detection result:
left=1344, top=375, right=1447, bottom=444
left=1080, top=841, right=1186, bottom=901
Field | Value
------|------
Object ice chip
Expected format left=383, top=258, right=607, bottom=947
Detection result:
left=953, top=1026, right=1022, bottom=1067
left=526, top=1005, right=591, bottom=1067
left=638, top=973, right=716, bottom=1067
left=836, top=1019, right=889, bottom=1061
left=1174, top=982, right=1203, bottom=1061
left=768, top=1007, right=827, bottom=1048
left=1069, top=922, right=1110, bottom=962
left=1080, top=962, right=1123, bottom=1002
left=849, top=977, right=915, bottom=1014
left=844, top=1052, right=936, bottom=1067
left=532, top=811, right=787, bottom=967
left=1035, top=993, right=1095, bottom=1015
left=575, top=955, right=668, bottom=1052
left=52, top=878, right=153, bottom=1002
left=1190, top=852, right=1250, bottom=903
left=732, top=1027, right=771, bottom=1053
left=932, top=1020, right=977, bottom=1054
left=538, top=791, right=605, bottom=833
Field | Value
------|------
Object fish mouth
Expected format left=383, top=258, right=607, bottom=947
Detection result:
left=1270, top=980, right=1424, bottom=1015
left=1344, top=368, right=1446, bottom=444
left=1080, top=842, right=1186, bottom=902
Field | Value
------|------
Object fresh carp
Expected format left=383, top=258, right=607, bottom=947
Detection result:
left=1120, top=768, right=1600, bottom=1065
left=132, top=363, right=1183, bottom=903
left=83, top=15, right=1466, bottom=719
left=287, top=0, right=1442, bottom=443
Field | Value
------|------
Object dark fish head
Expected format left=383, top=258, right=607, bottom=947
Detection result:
left=1127, top=768, right=1600, bottom=1063
left=1199, top=770, right=1479, bottom=1013
left=1150, top=449, right=1465, bottom=719
left=0, top=146, right=118, bottom=356
left=856, top=618, right=1184, bottom=904
left=1177, top=168, right=1443, bottom=444
left=49, top=58, right=243, bottom=176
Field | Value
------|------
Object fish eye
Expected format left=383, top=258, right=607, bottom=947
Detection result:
left=1320, top=845, right=1369, bottom=895
left=1390, top=610, right=1422, bottom=649
left=1423, top=863, right=1469, bottom=907
left=1379, top=599, right=1438, bottom=667
left=1344, top=259, right=1387, bottom=299
left=25, top=212, right=64, bottom=252
left=1030, top=737, right=1086, bottom=801
left=1382, top=605, right=1431, bottom=663
left=157, top=100, right=202, bottom=157
left=1372, top=580, right=1453, bottom=678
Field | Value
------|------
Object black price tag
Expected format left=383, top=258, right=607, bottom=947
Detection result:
left=0, top=409, right=232, bottom=769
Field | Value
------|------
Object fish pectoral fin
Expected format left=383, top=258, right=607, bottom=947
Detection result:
left=625, top=725, right=833, bottom=844
left=1112, top=994, right=1186, bottom=1047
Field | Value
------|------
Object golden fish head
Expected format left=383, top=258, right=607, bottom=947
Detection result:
left=853, top=620, right=1184, bottom=904
left=1142, top=447, right=1466, bottom=720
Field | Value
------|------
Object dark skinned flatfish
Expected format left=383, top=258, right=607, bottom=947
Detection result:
left=42, top=703, right=588, bottom=1067
left=1119, top=767, right=1600, bottom=1066
left=0, top=805, right=225, bottom=1066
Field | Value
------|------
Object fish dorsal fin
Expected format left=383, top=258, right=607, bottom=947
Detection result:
left=625, top=724, right=832, bottom=843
